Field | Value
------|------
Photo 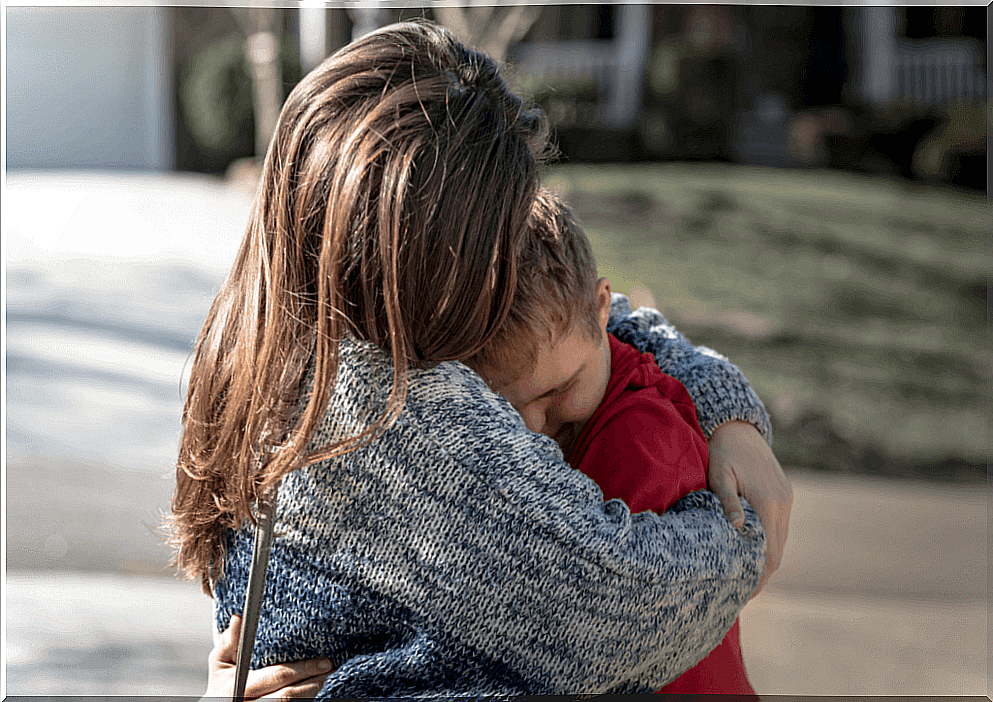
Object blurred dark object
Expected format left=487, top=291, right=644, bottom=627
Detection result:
left=816, top=101, right=987, bottom=192
left=173, top=7, right=301, bottom=174
left=734, top=92, right=793, bottom=167
left=554, top=127, right=643, bottom=162
left=858, top=112, right=942, bottom=181
left=640, top=6, right=739, bottom=162
left=868, top=116, right=942, bottom=181
left=911, top=102, right=988, bottom=190
left=642, top=52, right=738, bottom=161
left=800, top=8, right=847, bottom=108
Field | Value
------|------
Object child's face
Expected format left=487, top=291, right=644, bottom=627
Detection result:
left=493, top=278, right=612, bottom=449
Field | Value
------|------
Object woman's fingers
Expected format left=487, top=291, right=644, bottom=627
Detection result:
left=211, top=614, right=242, bottom=664
left=256, top=671, right=332, bottom=700
left=708, top=421, right=794, bottom=598
left=708, top=460, right=745, bottom=528
left=205, top=614, right=333, bottom=700
left=247, top=659, right=334, bottom=699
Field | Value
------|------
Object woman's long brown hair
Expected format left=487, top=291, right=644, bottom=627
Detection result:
left=170, top=22, right=548, bottom=592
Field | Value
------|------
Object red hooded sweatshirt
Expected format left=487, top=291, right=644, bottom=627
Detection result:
left=566, top=333, right=756, bottom=696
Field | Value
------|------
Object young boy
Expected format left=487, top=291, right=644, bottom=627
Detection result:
left=466, top=188, right=757, bottom=696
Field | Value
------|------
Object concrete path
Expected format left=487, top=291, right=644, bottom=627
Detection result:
left=741, top=470, right=987, bottom=696
left=5, top=469, right=988, bottom=697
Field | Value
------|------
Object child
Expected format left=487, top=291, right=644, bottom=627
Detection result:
left=466, top=188, right=757, bottom=696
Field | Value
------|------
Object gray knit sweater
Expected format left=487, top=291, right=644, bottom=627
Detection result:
left=213, top=294, right=769, bottom=696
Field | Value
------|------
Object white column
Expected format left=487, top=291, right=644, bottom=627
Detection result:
left=857, top=6, right=899, bottom=106
left=144, top=6, right=174, bottom=170
left=299, top=2, right=328, bottom=73
left=609, top=4, right=652, bottom=128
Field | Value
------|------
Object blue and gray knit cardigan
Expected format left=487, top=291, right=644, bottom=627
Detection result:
left=213, top=295, right=770, bottom=696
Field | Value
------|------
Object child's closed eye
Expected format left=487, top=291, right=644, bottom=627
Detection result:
left=540, top=376, right=578, bottom=401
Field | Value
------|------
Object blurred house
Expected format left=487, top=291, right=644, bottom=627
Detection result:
left=506, top=5, right=986, bottom=188
left=860, top=6, right=986, bottom=107
left=10, top=4, right=981, bottom=190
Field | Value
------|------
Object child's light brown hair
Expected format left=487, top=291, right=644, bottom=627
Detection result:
left=466, top=188, right=600, bottom=388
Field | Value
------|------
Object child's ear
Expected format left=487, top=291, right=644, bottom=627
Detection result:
left=596, top=277, right=612, bottom=330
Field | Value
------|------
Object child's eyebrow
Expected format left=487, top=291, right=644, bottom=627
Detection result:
left=535, top=363, right=585, bottom=401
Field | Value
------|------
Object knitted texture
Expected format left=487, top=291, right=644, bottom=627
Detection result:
left=213, top=296, right=768, bottom=696
left=607, top=294, right=773, bottom=442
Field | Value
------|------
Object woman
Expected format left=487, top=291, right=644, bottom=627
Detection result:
left=173, top=21, right=790, bottom=697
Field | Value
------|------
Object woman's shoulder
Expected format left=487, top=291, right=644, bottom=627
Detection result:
left=334, top=336, right=516, bottom=415
left=278, top=337, right=578, bottom=549
left=314, top=336, right=553, bottom=461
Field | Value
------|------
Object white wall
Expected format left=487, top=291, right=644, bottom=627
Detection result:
left=6, top=6, right=173, bottom=170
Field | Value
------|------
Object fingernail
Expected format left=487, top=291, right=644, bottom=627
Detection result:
left=729, top=512, right=742, bottom=524
left=318, top=658, right=332, bottom=671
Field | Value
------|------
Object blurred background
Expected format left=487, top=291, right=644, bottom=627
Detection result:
left=4, top=3, right=988, bottom=697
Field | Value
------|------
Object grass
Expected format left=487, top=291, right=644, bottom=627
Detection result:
left=545, top=163, right=988, bottom=481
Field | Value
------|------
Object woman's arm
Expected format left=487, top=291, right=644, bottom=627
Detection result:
left=211, top=339, right=765, bottom=695
left=607, top=293, right=771, bottom=440
left=608, top=293, right=791, bottom=593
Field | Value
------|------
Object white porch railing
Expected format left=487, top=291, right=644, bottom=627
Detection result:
left=509, top=6, right=652, bottom=129
left=893, top=38, right=986, bottom=106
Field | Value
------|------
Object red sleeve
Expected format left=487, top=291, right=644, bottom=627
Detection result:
left=574, top=393, right=709, bottom=515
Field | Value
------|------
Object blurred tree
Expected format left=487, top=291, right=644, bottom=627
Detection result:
left=642, top=5, right=741, bottom=160
left=229, top=7, right=284, bottom=160
left=433, top=2, right=541, bottom=63
left=180, top=34, right=255, bottom=157
left=176, top=9, right=301, bottom=172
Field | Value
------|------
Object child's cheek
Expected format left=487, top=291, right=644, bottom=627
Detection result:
left=562, top=389, right=597, bottom=425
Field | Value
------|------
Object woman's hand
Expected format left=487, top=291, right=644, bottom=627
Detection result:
left=707, top=421, right=793, bottom=597
left=203, top=615, right=333, bottom=700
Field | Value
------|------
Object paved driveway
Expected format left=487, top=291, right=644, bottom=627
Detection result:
left=741, top=470, right=987, bottom=696
left=6, top=469, right=987, bottom=696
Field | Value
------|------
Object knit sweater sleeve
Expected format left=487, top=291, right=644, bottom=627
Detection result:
left=607, top=293, right=772, bottom=442
left=212, top=339, right=766, bottom=697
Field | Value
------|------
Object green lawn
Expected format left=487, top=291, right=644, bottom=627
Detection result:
left=545, top=163, right=988, bottom=481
